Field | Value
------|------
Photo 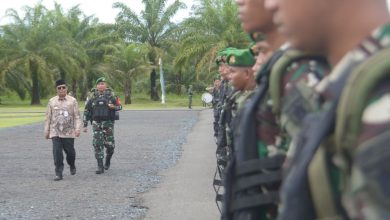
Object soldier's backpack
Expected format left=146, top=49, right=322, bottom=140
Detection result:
left=92, top=95, right=110, bottom=121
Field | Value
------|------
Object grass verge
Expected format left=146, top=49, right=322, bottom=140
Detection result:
left=0, top=93, right=211, bottom=128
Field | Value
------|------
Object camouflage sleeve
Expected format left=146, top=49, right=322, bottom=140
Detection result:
left=256, top=93, right=280, bottom=159
left=281, top=59, right=329, bottom=159
left=108, top=90, right=122, bottom=111
left=83, top=96, right=93, bottom=127
left=344, top=79, right=390, bottom=219
left=115, top=96, right=122, bottom=111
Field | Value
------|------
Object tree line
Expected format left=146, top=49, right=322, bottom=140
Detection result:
left=0, top=0, right=249, bottom=105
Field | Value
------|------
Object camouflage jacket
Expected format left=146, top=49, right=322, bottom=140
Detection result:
left=318, top=23, right=390, bottom=219
left=255, top=51, right=329, bottom=159
left=279, top=23, right=390, bottom=220
left=212, top=87, right=221, bottom=108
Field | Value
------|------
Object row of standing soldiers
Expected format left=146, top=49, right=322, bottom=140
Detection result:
left=211, top=0, right=390, bottom=219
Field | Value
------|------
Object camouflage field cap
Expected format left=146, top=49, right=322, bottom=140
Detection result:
left=227, top=49, right=255, bottom=67
left=96, top=77, right=106, bottom=85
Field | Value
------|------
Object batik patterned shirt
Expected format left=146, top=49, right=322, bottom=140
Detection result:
left=44, top=95, right=81, bottom=138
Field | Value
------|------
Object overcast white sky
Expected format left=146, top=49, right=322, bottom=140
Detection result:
left=0, top=0, right=196, bottom=25
left=1, top=1, right=390, bottom=25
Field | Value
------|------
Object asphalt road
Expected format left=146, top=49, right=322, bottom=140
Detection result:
left=0, top=109, right=219, bottom=220
left=142, top=109, right=220, bottom=220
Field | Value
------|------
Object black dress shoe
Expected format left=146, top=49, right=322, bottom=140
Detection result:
left=70, top=166, right=76, bottom=175
left=54, top=175, right=63, bottom=181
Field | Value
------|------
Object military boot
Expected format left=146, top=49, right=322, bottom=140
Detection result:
left=104, top=154, right=112, bottom=170
left=96, top=159, right=104, bottom=174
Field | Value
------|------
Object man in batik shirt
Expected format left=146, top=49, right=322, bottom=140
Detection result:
left=45, top=79, right=81, bottom=181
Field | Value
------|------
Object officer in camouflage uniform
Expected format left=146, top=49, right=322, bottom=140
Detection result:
left=83, top=77, right=122, bottom=174
left=266, top=0, right=390, bottom=219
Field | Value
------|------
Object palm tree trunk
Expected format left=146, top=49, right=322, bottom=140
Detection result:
left=176, top=71, right=182, bottom=95
left=150, top=68, right=159, bottom=101
left=30, top=59, right=41, bottom=105
left=124, top=79, right=132, bottom=104
left=79, top=74, right=90, bottom=101
left=59, top=68, right=66, bottom=81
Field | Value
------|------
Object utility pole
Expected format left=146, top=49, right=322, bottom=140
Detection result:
left=159, top=58, right=166, bottom=104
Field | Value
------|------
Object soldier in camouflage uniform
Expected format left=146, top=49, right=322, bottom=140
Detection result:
left=247, top=32, right=272, bottom=74
left=83, top=77, right=122, bottom=174
left=225, top=49, right=257, bottom=153
left=222, top=0, right=287, bottom=219
left=221, top=0, right=330, bottom=219
left=213, top=48, right=236, bottom=211
left=266, top=0, right=390, bottom=219
left=212, top=79, right=221, bottom=138
left=215, top=48, right=235, bottom=162
left=187, top=85, right=193, bottom=109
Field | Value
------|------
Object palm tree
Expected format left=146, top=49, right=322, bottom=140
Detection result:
left=114, top=0, right=186, bottom=101
left=0, top=4, right=86, bottom=104
left=1, top=5, right=60, bottom=104
left=102, top=43, right=150, bottom=104
left=48, top=3, right=120, bottom=100
left=174, top=0, right=249, bottom=82
left=48, top=3, right=90, bottom=97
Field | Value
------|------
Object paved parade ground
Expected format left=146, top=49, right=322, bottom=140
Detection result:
left=0, top=109, right=219, bottom=220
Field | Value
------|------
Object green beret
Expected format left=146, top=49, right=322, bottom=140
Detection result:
left=216, top=47, right=237, bottom=65
left=227, top=49, right=255, bottom=67
left=96, top=77, right=106, bottom=85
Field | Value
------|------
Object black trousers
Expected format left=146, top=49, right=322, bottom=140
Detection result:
left=52, top=137, right=75, bottom=176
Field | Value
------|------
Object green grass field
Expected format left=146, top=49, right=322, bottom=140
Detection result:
left=0, top=93, right=210, bottom=128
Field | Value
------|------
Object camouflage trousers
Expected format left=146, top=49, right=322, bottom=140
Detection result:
left=213, top=107, right=220, bottom=137
left=92, top=120, right=115, bottom=159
